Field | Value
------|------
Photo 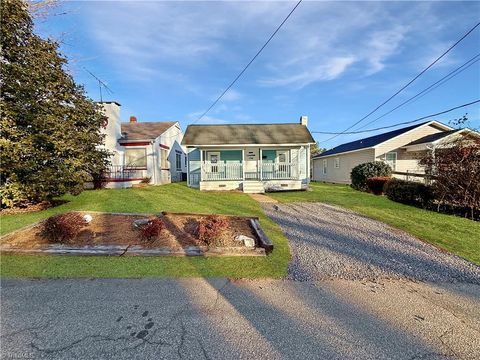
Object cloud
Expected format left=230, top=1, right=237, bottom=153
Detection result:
left=259, top=56, right=357, bottom=88
left=77, top=1, right=477, bottom=93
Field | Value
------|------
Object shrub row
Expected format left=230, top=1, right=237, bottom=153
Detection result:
left=351, top=161, right=392, bottom=191
left=384, top=179, right=434, bottom=208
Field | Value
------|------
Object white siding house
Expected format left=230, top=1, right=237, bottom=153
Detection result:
left=99, top=102, right=186, bottom=188
left=312, top=121, right=457, bottom=184
left=183, top=117, right=315, bottom=193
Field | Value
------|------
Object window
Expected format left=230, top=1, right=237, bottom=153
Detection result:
left=322, top=159, right=327, bottom=174
left=160, top=149, right=168, bottom=169
left=124, top=148, right=147, bottom=169
left=276, top=150, right=288, bottom=163
left=176, top=153, right=182, bottom=171
left=334, top=157, right=340, bottom=169
left=385, top=152, right=397, bottom=170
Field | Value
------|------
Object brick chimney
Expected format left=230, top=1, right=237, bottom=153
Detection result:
left=130, top=116, right=137, bottom=123
left=300, top=115, right=308, bottom=126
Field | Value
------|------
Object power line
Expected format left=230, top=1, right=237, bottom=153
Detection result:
left=193, top=0, right=303, bottom=124
left=321, top=21, right=480, bottom=143
left=83, top=67, right=114, bottom=102
left=356, top=53, right=480, bottom=130
left=311, top=99, right=480, bottom=135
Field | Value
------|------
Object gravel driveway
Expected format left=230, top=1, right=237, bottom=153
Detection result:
left=263, top=202, right=480, bottom=283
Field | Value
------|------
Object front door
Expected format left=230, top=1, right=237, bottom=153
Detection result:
left=244, top=148, right=258, bottom=180
left=207, top=152, right=220, bottom=173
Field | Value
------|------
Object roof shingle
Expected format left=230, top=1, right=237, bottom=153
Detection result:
left=182, top=124, right=315, bottom=146
left=120, top=122, right=177, bottom=141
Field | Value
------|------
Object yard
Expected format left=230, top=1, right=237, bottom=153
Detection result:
left=0, top=183, right=289, bottom=278
left=269, top=182, right=480, bottom=265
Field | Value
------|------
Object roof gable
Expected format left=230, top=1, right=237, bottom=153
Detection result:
left=314, top=121, right=451, bottom=158
left=120, top=122, right=177, bottom=141
left=182, top=123, right=315, bottom=146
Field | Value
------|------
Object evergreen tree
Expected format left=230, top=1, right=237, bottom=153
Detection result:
left=0, top=0, right=109, bottom=207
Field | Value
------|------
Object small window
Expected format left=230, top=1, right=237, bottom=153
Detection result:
left=176, top=153, right=182, bottom=171
left=160, top=149, right=169, bottom=169
left=125, top=148, right=147, bottom=169
left=276, top=150, right=288, bottom=163
left=334, top=157, right=340, bottom=169
left=385, top=152, right=397, bottom=170
left=322, top=159, right=327, bottom=175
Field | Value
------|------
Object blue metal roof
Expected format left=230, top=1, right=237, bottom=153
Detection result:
left=314, top=122, right=431, bottom=158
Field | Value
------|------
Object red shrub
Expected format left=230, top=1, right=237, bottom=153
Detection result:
left=140, top=218, right=165, bottom=241
left=195, top=215, right=229, bottom=245
left=42, top=212, right=87, bottom=243
left=366, top=176, right=392, bottom=195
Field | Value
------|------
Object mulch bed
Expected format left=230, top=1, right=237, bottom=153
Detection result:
left=0, top=212, right=260, bottom=252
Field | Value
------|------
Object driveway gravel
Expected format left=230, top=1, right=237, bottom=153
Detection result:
left=262, top=202, right=480, bottom=283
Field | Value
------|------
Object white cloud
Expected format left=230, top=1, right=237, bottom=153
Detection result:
left=77, top=1, right=477, bottom=92
left=259, top=56, right=357, bottom=88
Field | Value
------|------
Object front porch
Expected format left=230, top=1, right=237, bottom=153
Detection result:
left=187, top=147, right=309, bottom=193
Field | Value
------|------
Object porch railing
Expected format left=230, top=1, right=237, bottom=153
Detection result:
left=261, top=162, right=296, bottom=180
left=104, top=165, right=145, bottom=180
left=200, top=161, right=298, bottom=181
left=201, top=161, right=243, bottom=181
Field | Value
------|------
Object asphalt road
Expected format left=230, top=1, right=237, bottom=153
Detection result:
left=2, top=278, right=480, bottom=359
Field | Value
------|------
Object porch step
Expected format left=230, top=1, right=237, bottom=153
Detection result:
left=243, top=181, right=265, bottom=194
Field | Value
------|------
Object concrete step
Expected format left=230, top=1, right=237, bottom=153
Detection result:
left=243, top=181, right=265, bottom=194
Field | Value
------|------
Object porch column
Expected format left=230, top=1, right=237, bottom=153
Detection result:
left=242, top=149, right=245, bottom=180
left=298, top=146, right=302, bottom=179
left=199, top=149, right=204, bottom=181
left=259, top=148, right=262, bottom=181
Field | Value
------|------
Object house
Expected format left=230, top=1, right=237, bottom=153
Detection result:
left=182, top=116, right=315, bottom=193
left=311, top=120, right=472, bottom=184
left=99, top=101, right=186, bottom=188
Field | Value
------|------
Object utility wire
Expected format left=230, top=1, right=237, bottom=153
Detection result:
left=83, top=67, right=114, bottom=102
left=193, top=0, right=303, bottom=124
left=356, top=53, right=480, bottom=130
left=321, top=21, right=480, bottom=143
left=311, top=99, right=480, bottom=135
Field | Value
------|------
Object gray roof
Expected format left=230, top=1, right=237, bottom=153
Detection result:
left=314, top=122, right=432, bottom=158
left=182, top=124, right=315, bottom=146
left=120, top=122, right=177, bottom=140
left=405, top=130, right=460, bottom=146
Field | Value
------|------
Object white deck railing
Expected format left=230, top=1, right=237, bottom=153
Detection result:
left=201, top=161, right=243, bottom=181
left=201, top=161, right=298, bottom=181
left=261, top=162, right=297, bottom=180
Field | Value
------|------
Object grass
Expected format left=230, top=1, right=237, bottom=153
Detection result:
left=269, top=182, right=480, bottom=265
left=0, top=183, right=290, bottom=278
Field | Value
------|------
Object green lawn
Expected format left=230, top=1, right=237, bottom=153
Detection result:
left=269, top=182, right=480, bottom=265
left=0, top=183, right=290, bottom=278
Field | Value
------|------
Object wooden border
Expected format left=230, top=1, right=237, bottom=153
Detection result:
left=249, top=218, right=273, bottom=253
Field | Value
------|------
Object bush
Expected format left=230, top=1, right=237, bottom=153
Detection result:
left=140, top=218, right=165, bottom=241
left=195, top=215, right=229, bottom=245
left=351, top=161, right=392, bottom=191
left=384, top=179, right=434, bottom=208
left=42, top=212, right=87, bottom=243
left=366, top=176, right=392, bottom=195
left=140, top=176, right=152, bottom=184
left=0, top=180, right=28, bottom=208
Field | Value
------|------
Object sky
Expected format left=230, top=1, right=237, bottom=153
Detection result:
left=35, top=0, right=480, bottom=149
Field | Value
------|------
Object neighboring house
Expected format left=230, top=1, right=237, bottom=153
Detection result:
left=312, top=120, right=474, bottom=184
left=182, top=116, right=315, bottom=193
left=99, top=101, right=186, bottom=188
